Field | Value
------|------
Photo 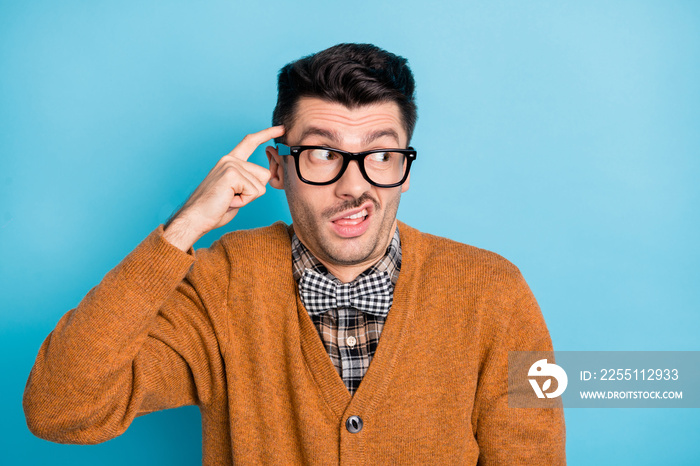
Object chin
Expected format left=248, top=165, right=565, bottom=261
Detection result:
left=322, top=231, right=382, bottom=266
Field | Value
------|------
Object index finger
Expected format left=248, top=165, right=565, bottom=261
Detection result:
left=229, top=125, right=286, bottom=161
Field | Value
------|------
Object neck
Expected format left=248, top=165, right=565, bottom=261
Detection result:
left=321, top=259, right=376, bottom=284
left=297, top=220, right=397, bottom=284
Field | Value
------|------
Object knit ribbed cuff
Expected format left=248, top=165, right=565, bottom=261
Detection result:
left=116, top=225, right=196, bottom=301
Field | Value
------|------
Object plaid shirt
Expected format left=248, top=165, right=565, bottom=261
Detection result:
left=291, top=227, right=401, bottom=395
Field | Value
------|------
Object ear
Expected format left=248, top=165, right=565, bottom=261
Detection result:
left=400, top=172, right=411, bottom=193
left=266, top=146, right=285, bottom=190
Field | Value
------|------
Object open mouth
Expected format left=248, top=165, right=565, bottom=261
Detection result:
left=332, top=208, right=368, bottom=226
left=330, top=204, right=373, bottom=238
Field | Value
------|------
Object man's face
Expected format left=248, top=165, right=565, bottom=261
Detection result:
left=267, top=97, right=410, bottom=271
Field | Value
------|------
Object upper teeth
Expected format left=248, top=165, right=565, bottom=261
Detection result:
left=344, top=209, right=367, bottom=219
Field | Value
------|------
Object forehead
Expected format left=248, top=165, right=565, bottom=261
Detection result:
left=287, top=97, right=406, bottom=147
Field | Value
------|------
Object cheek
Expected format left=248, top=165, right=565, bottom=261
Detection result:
left=378, top=190, right=402, bottom=212
left=303, top=189, right=332, bottom=213
left=284, top=167, right=305, bottom=204
left=285, top=178, right=328, bottom=217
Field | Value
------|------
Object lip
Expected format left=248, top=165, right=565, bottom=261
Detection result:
left=329, top=201, right=374, bottom=238
left=329, top=202, right=375, bottom=222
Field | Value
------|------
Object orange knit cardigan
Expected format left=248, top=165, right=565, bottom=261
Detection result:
left=24, top=221, right=565, bottom=464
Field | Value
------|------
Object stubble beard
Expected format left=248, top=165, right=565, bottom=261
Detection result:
left=285, top=173, right=401, bottom=267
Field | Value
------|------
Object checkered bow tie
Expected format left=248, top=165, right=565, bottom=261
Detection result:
left=298, top=269, right=394, bottom=317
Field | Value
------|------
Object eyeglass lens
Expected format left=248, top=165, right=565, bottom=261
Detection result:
left=299, top=149, right=407, bottom=185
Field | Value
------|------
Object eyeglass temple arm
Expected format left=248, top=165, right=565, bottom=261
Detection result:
left=276, top=143, right=291, bottom=156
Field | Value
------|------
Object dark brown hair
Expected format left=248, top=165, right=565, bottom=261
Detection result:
left=272, top=43, right=417, bottom=144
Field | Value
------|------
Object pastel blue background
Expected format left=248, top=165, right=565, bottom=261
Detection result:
left=2, top=1, right=698, bottom=464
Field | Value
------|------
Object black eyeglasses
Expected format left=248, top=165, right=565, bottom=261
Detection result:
left=276, top=144, right=416, bottom=188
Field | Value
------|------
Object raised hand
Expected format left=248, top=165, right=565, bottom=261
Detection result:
left=163, top=125, right=285, bottom=251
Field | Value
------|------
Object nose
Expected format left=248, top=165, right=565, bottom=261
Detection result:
left=333, top=159, right=371, bottom=200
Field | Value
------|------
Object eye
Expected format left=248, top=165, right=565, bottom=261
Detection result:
left=367, top=152, right=391, bottom=163
left=309, top=149, right=340, bottom=161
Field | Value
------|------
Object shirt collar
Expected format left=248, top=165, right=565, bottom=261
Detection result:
left=290, top=226, right=401, bottom=286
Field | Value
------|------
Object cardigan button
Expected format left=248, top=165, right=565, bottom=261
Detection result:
left=346, top=415, right=363, bottom=433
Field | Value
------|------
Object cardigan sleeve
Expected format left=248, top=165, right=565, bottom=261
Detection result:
left=23, top=225, right=229, bottom=445
left=473, top=269, right=567, bottom=465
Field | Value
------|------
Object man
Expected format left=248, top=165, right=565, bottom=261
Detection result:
left=24, top=43, right=565, bottom=464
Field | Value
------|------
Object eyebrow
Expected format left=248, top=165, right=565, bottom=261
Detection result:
left=297, top=127, right=401, bottom=147
left=363, top=129, right=400, bottom=146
